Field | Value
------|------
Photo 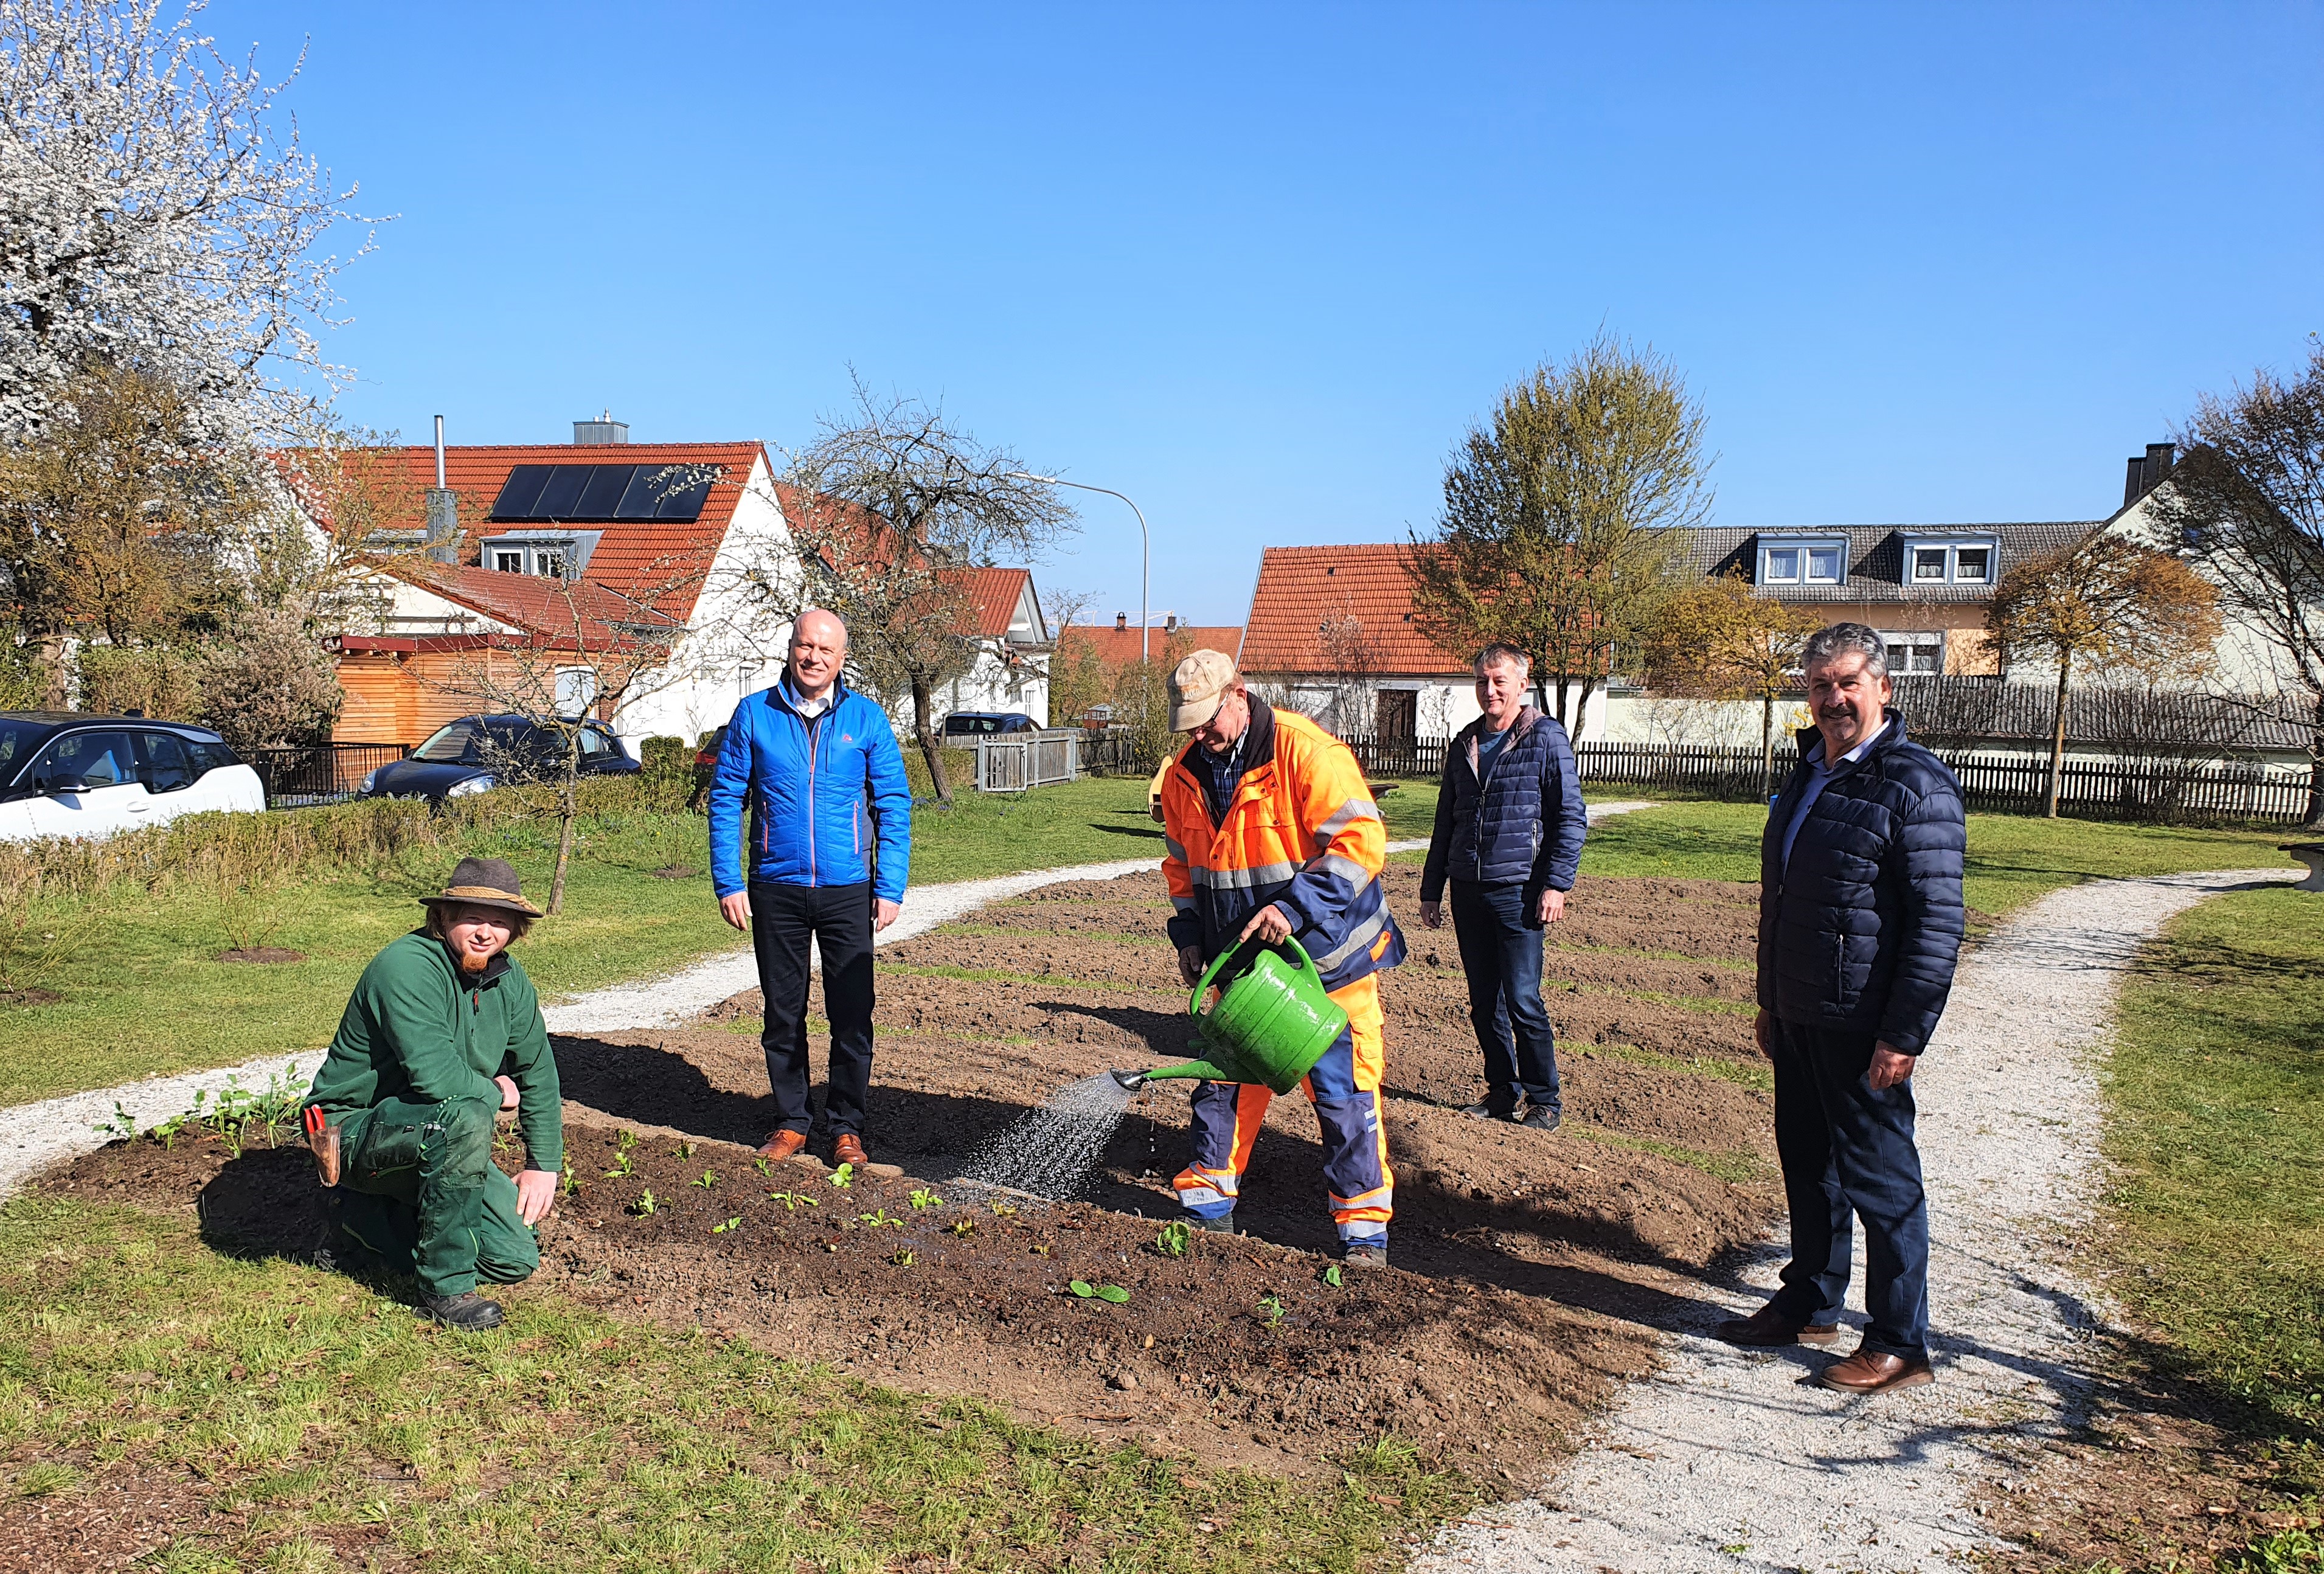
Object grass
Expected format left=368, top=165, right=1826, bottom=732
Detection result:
left=0, top=774, right=1172, bottom=1109
left=1566, top=797, right=2297, bottom=917
left=2106, top=885, right=2324, bottom=1437
left=0, top=1194, right=1471, bottom=1572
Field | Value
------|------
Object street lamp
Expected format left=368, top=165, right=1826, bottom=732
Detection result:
left=1009, top=473, right=1151, bottom=664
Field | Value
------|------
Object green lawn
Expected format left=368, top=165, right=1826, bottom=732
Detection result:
left=2107, top=886, right=2324, bottom=1437
left=0, top=777, right=1165, bottom=1109
left=1567, top=798, right=2296, bottom=917
left=0, top=1194, right=1465, bottom=1572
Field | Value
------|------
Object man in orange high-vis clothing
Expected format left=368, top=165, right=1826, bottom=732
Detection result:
left=1156, top=650, right=1406, bottom=1267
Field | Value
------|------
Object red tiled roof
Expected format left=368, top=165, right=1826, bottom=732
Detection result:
left=1057, top=624, right=1243, bottom=668
left=1237, top=545, right=1466, bottom=674
left=383, top=563, right=682, bottom=651
left=357, top=442, right=769, bottom=620
left=943, top=567, right=1036, bottom=639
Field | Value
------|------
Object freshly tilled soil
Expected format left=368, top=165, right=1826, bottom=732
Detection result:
left=41, top=864, right=1781, bottom=1490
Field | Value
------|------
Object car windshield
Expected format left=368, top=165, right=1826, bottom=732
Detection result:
left=412, top=721, right=483, bottom=763
left=948, top=715, right=1000, bottom=734
left=0, top=718, right=59, bottom=783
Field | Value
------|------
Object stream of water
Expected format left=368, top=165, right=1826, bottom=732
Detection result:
left=956, top=1072, right=1139, bottom=1200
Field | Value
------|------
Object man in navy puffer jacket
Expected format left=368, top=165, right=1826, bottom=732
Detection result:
left=1419, top=643, right=1589, bottom=1131
left=1718, top=622, right=1964, bottom=1396
left=708, top=609, right=912, bottom=1167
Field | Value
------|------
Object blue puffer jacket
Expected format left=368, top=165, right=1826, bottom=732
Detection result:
left=1420, top=707, right=1587, bottom=912
left=707, top=678, right=912, bottom=903
left=1758, top=711, right=1965, bottom=1054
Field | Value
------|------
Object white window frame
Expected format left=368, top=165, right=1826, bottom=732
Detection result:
left=491, top=549, right=524, bottom=574
left=1760, top=537, right=1847, bottom=586
left=1901, top=536, right=1999, bottom=586
left=1878, top=630, right=1945, bottom=675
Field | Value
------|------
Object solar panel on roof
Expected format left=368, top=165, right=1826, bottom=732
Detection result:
left=491, top=465, right=554, bottom=518
left=574, top=465, right=633, bottom=517
left=487, top=462, right=715, bottom=522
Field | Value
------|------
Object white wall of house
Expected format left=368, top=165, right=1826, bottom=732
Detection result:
left=608, top=453, right=796, bottom=749
left=2106, top=490, right=2307, bottom=695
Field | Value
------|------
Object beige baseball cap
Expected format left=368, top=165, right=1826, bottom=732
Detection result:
left=1168, top=649, right=1240, bottom=731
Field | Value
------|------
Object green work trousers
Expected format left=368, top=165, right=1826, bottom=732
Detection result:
left=331, top=1093, right=538, bottom=1298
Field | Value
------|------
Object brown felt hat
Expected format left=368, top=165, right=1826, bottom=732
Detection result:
left=418, top=856, right=544, bottom=919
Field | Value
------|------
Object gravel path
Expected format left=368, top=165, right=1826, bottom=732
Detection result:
left=1413, top=867, right=2295, bottom=1573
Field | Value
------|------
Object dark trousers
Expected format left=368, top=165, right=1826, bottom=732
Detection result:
left=749, top=879, right=876, bottom=1135
left=1448, top=878, right=1562, bottom=1110
left=1766, top=1019, right=1930, bottom=1361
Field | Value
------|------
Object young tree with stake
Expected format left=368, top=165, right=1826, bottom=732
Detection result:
left=1985, top=535, right=2220, bottom=818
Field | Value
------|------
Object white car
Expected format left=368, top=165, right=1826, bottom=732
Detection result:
left=0, top=713, right=267, bottom=844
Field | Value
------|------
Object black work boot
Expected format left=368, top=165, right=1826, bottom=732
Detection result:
left=425, top=1291, right=505, bottom=1331
left=1460, top=1097, right=1518, bottom=1123
left=1515, top=1101, right=1563, bottom=1132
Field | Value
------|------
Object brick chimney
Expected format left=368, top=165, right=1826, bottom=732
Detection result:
left=2122, top=441, right=2177, bottom=507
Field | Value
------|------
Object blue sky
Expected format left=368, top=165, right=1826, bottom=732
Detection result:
left=219, top=1, right=2322, bottom=625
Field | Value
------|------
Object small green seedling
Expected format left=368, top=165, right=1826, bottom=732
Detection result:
left=828, top=1162, right=855, bottom=1189
left=691, top=1169, right=717, bottom=1190
left=949, top=1219, right=977, bottom=1238
left=630, top=1189, right=657, bottom=1216
left=94, top=1102, right=136, bottom=1142
left=857, top=1208, right=902, bottom=1229
left=672, top=1139, right=698, bottom=1159
left=768, top=1190, right=819, bottom=1211
left=560, top=1156, right=577, bottom=1196
left=1322, top=1264, right=1344, bottom=1288
left=1258, top=1293, right=1286, bottom=1326
left=909, top=1187, right=943, bottom=1210
left=751, top=1155, right=774, bottom=1177
left=603, top=1149, right=634, bottom=1179
left=712, top=1217, right=741, bottom=1234
left=616, top=1129, right=637, bottom=1153
left=1156, top=1220, right=1191, bottom=1258
left=891, top=1248, right=916, bottom=1267
left=1069, top=1280, right=1132, bottom=1304
left=989, top=1201, right=1016, bottom=1216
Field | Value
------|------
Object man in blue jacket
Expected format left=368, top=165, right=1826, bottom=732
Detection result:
left=709, top=608, right=912, bottom=1167
left=1419, top=644, right=1588, bottom=1131
left=1717, top=622, right=1964, bottom=1396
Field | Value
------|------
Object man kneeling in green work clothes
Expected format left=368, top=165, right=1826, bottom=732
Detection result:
left=302, top=857, right=563, bottom=1331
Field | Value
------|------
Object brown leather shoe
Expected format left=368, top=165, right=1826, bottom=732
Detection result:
left=832, top=1133, right=869, bottom=1168
left=757, top=1129, right=810, bottom=1162
left=1816, top=1349, right=1935, bottom=1393
left=1713, top=1305, right=1841, bottom=1348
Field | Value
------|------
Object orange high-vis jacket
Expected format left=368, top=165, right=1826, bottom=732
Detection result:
left=1158, top=701, right=1405, bottom=991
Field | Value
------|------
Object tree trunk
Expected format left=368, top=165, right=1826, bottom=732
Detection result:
left=36, top=632, right=68, bottom=710
left=912, top=671, right=952, bottom=805
left=2046, top=656, right=2070, bottom=819
left=1567, top=675, right=1600, bottom=745
left=548, top=741, right=581, bottom=915
left=1760, top=688, right=1776, bottom=801
left=2306, top=689, right=2324, bottom=830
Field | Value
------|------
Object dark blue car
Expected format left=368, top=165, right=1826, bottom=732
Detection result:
left=361, top=715, right=638, bottom=804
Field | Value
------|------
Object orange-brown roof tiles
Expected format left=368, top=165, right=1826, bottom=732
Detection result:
left=1057, top=625, right=1244, bottom=668
left=1237, top=545, right=1465, bottom=674
left=942, top=567, right=1037, bottom=639
left=386, top=563, right=682, bottom=650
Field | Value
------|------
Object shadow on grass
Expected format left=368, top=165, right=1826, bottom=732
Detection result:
left=1087, top=823, right=1166, bottom=841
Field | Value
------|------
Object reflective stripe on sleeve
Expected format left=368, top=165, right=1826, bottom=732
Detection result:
left=1305, top=852, right=1375, bottom=888
left=1309, top=797, right=1382, bottom=849
left=1187, top=861, right=1300, bottom=890
left=1313, top=907, right=1389, bottom=971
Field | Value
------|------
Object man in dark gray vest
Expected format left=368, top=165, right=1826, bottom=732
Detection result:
left=1419, top=643, right=1588, bottom=1131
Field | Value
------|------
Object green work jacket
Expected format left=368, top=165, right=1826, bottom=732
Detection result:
left=307, top=930, right=563, bottom=1172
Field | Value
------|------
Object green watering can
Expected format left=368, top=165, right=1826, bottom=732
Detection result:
left=1111, top=934, right=1349, bottom=1095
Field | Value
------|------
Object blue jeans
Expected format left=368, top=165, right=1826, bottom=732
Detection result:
left=1448, top=879, right=1561, bottom=1111
left=1765, top=1019, right=1931, bottom=1362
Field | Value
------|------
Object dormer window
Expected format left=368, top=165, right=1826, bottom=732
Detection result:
left=1760, top=537, right=1847, bottom=586
left=480, top=530, right=598, bottom=580
left=492, top=549, right=524, bottom=574
left=1903, top=536, right=1999, bottom=586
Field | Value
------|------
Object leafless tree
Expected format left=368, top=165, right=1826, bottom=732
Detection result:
left=2146, top=338, right=2324, bottom=826
left=730, top=380, right=1074, bottom=804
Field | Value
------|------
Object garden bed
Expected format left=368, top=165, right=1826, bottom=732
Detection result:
left=39, top=865, right=1781, bottom=1493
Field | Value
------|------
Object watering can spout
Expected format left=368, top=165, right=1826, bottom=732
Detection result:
left=1108, top=1069, right=1146, bottom=1091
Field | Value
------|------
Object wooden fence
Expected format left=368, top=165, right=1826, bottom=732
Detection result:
left=1341, top=733, right=2315, bottom=827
